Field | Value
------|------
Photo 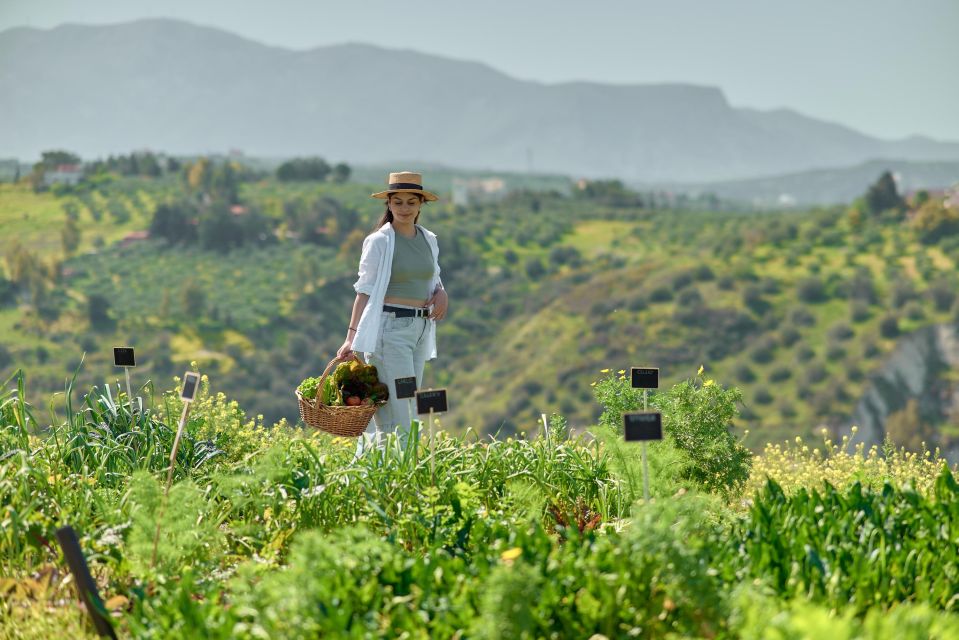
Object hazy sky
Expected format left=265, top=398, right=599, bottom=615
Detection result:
left=2, top=0, right=957, bottom=141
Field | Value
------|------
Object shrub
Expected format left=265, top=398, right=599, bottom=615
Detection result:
left=825, top=343, right=847, bottom=361
left=749, top=336, right=777, bottom=364
left=779, top=326, right=801, bottom=347
left=787, top=307, right=816, bottom=327
left=593, top=368, right=750, bottom=497
left=717, top=275, right=735, bottom=291
left=778, top=401, right=797, bottom=418
left=803, top=363, right=828, bottom=385
left=653, top=372, right=751, bottom=497
left=754, top=387, right=773, bottom=405
left=548, top=245, right=583, bottom=267
left=670, top=270, right=695, bottom=290
left=627, top=295, right=647, bottom=311
left=649, top=286, right=673, bottom=302
left=836, top=268, right=876, bottom=303
left=676, top=287, right=703, bottom=307
left=796, top=345, right=815, bottom=362
left=759, top=277, right=780, bottom=295
left=911, top=198, right=959, bottom=244
left=847, top=362, right=864, bottom=382
left=693, top=264, right=715, bottom=281
left=850, top=301, right=871, bottom=323
left=742, top=285, right=768, bottom=314
left=827, top=322, right=854, bottom=342
left=904, top=301, right=925, bottom=321
left=769, top=366, right=791, bottom=382
left=734, top=363, right=756, bottom=384
left=927, top=277, right=957, bottom=311
left=879, top=314, right=900, bottom=338
left=524, top=258, right=546, bottom=279
left=891, top=278, right=916, bottom=308
left=797, top=277, right=827, bottom=303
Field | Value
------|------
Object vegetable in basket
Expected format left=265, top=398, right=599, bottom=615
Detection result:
left=299, top=360, right=389, bottom=407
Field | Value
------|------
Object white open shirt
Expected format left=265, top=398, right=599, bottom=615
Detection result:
left=351, top=222, right=443, bottom=359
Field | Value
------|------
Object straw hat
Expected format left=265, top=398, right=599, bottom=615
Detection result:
left=370, top=171, right=439, bottom=201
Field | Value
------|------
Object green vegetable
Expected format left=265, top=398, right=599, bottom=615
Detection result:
left=299, top=360, right=387, bottom=406
left=297, top=376, right=322, bottom=401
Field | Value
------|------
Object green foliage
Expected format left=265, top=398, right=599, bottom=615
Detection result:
left=126, top=471, right=225, bottom=578
left=6, top=367, right=959, bottom=638
left=738, top=468, right=959, bottom=614
left=276, top=157, right=333, bottom=182
left=296, top=375, right=322, bottom=400
left=879, top=313, right=901, bottom=338
left=86, top=292, right=113, bottom=330
left=912, top=198, right=959, bottom=244
left=593, top=368, right=751, bottom=497
left=149, top=199, right=197, bottom=244
left=797, top=276, right=828, bottom=303
left=865, top=170, right=905, bottom=216
left=572, top=178, right=644, bottom=207
left=731, top=590, right=959, bottom=639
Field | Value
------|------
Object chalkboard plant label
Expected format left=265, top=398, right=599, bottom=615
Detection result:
left=631, top=367, right=659, bottom=389
left=180, top=372, right=200, bottom=402
left=623, top=411, right=663, bottom=441
left=114, top=347, right=135, bottom=367
left=416, top=388, right=448, bottom=414
left=395, top=376, right=417, bottom=400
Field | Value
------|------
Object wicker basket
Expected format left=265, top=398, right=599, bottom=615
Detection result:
left=295, top=354, right=386, bottom=437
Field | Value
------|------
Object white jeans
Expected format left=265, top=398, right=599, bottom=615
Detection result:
left=354, top=304, right=431, bottom=458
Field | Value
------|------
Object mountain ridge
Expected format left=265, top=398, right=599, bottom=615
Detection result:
left=3, top=18, right=959, bottom=182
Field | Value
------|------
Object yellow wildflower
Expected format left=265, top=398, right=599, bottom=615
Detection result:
left=697, top=365, right=704, bottom=376
left=600, top=368, right=610, bottom=373
left=501, top=547, right=522, bottom=561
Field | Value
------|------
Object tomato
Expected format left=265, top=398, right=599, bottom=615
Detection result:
left=346, top=395, right=362, bottom=406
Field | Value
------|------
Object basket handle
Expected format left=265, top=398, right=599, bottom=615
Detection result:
left=315, top=352, right=362, bottom=402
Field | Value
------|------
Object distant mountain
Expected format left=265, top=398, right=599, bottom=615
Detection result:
left=639, top=159, right=959, bottom=207
left=3, top=18, right=959, bottom=182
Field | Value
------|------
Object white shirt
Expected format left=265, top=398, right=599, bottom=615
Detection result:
left=352, top=222, right=443, bottom=359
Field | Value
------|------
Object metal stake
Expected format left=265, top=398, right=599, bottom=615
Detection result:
left=643, top=389, right=650, bottom=502
left=124, top=366, right=134, bottom=418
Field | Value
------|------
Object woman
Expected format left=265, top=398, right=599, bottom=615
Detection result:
left=336, top=171, right=449, bottom=458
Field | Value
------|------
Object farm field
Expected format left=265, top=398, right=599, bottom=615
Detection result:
left=2, top=368, right=958, bottom=638
left=4, top=170, right=959, bottom=454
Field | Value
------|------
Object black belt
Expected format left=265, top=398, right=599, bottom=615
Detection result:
left=383, top=304, right=429, bottom=318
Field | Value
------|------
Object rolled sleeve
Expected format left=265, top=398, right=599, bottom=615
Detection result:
left=353, top=235, right=379, bottom=296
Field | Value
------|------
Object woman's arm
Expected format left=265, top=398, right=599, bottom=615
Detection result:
left=427, top=284, right=448, bottom=321
left=337, top=293, right=369, bottom=359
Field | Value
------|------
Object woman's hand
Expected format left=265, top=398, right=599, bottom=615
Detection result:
left=426, top=288, right=448, bottom=321
left=336, top=338, right=354, bottom=360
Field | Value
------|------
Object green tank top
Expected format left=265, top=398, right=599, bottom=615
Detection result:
left=386, top=228, right=433, bottom=299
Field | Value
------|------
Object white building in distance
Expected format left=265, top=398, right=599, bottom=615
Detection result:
left=452, top=177, right=507, bottom=207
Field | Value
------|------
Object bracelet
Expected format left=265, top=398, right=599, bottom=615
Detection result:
left=348, top=327, right=357, bottom=333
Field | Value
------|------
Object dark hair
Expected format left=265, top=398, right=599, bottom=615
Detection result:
left=374, top=192, right=425, bottom=230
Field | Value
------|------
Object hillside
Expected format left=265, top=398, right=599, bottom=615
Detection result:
left=3, top=18, right=959, bottom=181
left=2, top=162, right=959, bottom=459
left=641, top=159, right=959, bottom=207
